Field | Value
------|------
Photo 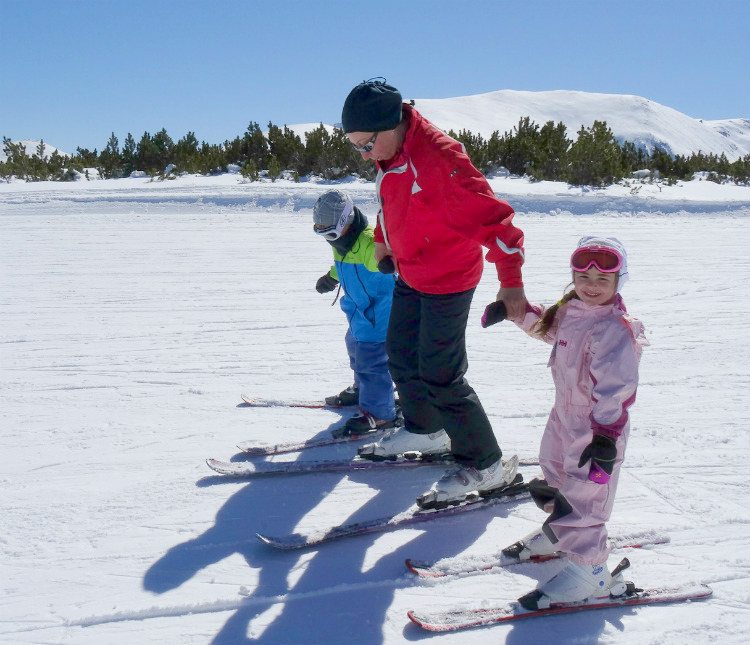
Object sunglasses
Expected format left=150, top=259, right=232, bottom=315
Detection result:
left=570, top=246, right=623, bottom=273
left=350, top=132, right=378, bottom=153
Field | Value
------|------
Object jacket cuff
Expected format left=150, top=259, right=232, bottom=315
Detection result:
left=592, top=426, right=621, bottom=440
left=496, top=263, right=523, bottom=288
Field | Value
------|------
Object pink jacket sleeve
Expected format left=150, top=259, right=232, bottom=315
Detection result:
left=513, top=302, right=557, bottom=345
left=588, top=317, right=647, bottom=438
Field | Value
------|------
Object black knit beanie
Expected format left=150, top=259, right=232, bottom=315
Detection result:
left=341, top=79, right=403, bottom=133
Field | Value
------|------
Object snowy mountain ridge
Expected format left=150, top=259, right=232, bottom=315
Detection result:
left=307, top=88, right=748, bottom=161
left=4, top=89, right=750, bottom=165
left=411, top=89, right=750, bottom=160
left=0, top=139, right=67, bottom=162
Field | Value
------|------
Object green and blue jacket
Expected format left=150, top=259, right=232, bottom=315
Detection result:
left=328, top=226, right=394, bottom=343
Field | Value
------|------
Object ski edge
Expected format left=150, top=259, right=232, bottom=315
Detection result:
left=255, top=479, right=531, bottom=550
left=235, top=429, right=386, bottom=456
left=240, top=393, right=329, bottom=409
left=239, top=393, right=359, bottom=410
left=407, top=583, right=713, bottom=632
left=208, top=454, right=539, bottom=477
left=405, top=530, right=671, bottom=578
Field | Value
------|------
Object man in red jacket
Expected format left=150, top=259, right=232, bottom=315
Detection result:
left=343, top=79, right=528, bottom=509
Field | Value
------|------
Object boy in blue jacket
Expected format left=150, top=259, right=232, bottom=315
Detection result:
left=313, top=190, right=399, bottom=435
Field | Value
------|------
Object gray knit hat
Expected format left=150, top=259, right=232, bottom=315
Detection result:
left=341, top=79, right=403, bottom=133
left=313, top=190, right=355, bottom=235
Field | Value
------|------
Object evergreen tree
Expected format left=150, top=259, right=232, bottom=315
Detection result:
left=449, top=129, right=490, bottom=172
left=565, top=121, right=625, bottom=186
left=303, top=125, right=355, bottom=179
left=529, top=121, right=570, bottom=181
left=173, top=131, right=200, bottom=173
left=28, top=140, right=48, bottom=181
left=267, top=122, right=305, bottom=173
left=99, top=133, right=122, bottom=178
left=121, top=133, right=137, bottom=176
left=485, top=131, right=504, bottom=172
left=619, top=141, right=648, bottom=174
left=240, top=158, right=259, bottom=181
left=267, top=154, right=282, bottom=181
left=242, top=122, right=269, bottom=168
left=73, top=147, right=99, bottom=170
left=223, top=136, right=243, bottom=165
left=729, top=154, right=750, bottom=183
left=650, top=147, right=674, bottom=179
left=46, top=150, right=68, bottom=180
left=197, top=141, right=225, bottom=175
left=136, top=129, right=174, bottom=174
left=136, top=132, right=158, bottom=173
left=152, top=128, right=175, bottom=170
left=500, top=117, right=541, bottom=176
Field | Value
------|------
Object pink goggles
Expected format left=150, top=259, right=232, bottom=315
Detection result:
left=570, top=246, right=623, bottom=273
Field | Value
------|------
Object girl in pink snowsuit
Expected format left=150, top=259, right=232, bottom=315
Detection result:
left=506, top=236, right=648, bottom=610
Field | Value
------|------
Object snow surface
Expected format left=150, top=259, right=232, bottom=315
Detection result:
left=2, top=173, right=750, bottom=645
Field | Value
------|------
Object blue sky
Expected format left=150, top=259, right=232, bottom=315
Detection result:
left=2, top=0, right=748, bottom=154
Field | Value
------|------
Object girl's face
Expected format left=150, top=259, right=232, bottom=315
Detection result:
left=573, top=268, right=618, bottom=306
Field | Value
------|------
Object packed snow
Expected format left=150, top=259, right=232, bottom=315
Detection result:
left=1, top=173, right=749, bottom=645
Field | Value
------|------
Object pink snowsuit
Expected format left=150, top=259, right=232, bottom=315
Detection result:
left=516, top=294, right=647, bottom=565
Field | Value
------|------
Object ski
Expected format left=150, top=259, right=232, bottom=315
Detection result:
left=256, top=477, right=530, bottom=550
left=407, top=580, right=712, bottom=632
left=239, top=393, right=352, bottom=410
left=206, top=454, right=539, bottom=477
left=405, top=529, right=670, bottom=578
left=235, top=429, right=387, bottom=457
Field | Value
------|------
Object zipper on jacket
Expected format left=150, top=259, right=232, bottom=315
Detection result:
left=375, top=163, right=409, bottom=254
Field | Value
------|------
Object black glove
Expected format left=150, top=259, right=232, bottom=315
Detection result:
left=377, top=256, right=395, bottom=274
left=578, top=434, right=617, bottom=484
left=481, top=300, right=507, bottom=327
left=315, top=273, right=339, bottom=293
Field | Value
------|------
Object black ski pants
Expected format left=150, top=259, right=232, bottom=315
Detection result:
left=385, top=278, right=501, bottom=469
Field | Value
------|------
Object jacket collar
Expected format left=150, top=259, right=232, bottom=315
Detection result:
left=378, top=103, right=419, bottom=172
left=328, top=206, right=367, bottom=256
left=567, top=293, right=627, bottom=316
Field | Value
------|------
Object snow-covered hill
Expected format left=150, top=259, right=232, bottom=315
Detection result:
left=0, top=139, right=68, bottom=162
left=409, top=89, right=750, bottom=160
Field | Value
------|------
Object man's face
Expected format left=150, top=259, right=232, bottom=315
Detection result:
left=347, top=129, right=402, bottom=163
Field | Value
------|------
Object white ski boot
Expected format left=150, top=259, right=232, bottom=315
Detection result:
left=502, top=527, right=557, bottom=562
left=357, top=428, right=451, bottom=461
left=519, top=557, right=629, bottom=610
left=416, top=455, right=519, bottom=509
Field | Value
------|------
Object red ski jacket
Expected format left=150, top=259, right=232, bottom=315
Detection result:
left=374, top=104, right=525, bottom=294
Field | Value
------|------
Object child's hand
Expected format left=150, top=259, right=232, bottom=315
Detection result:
left=315, top=274, right=339, bottom=293
left=578, top=435, right=617, bottom=484
left=378, top=257, right=395, bottom=274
